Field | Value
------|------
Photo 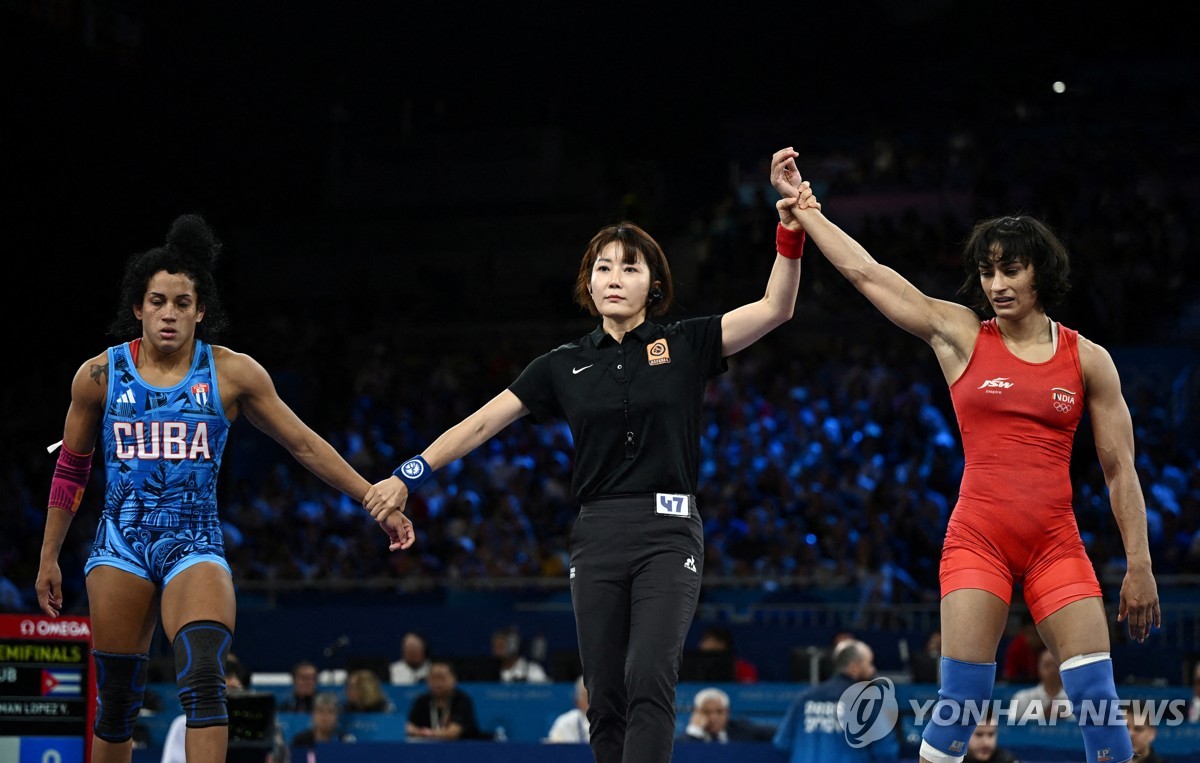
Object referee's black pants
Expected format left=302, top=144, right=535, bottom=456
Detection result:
left=569, top=494, right=704, bottom=763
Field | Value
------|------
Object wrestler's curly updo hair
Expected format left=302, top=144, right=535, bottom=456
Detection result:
left=108, top=214, right=230, bottom=341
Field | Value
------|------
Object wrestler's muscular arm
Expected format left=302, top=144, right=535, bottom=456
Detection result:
left=1079, top=337, right=1160, bottom=641
left=794, top=206, right=981, bottom=383
left=215, top=346, right=415, bottom=548
left=36, top=353, right=107, bottom=616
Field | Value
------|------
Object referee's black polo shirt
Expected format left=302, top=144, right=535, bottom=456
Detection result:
left=508, top=316, right=727, bottom=500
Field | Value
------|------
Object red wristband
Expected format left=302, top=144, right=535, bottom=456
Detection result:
left=776, top=223, right=806, bottom=260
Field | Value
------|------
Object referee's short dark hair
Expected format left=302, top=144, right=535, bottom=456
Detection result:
left=574, top=221, right=674, bottom=318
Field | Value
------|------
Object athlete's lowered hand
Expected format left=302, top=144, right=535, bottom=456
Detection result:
left=379, top=511, right=415, bottom=552
left=35, top=559, right=63, bottom=617
left=363, top=475, right=408, bottom=522
left=1117, top=565, right=1161, bottom=643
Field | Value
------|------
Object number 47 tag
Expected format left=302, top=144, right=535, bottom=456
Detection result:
left=655, top=493, right=689, bottom=517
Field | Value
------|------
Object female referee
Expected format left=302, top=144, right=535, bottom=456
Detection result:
left=364, top=149, right=819, bottom=763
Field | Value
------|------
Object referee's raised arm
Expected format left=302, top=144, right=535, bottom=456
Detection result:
left=720, top=146, right=820, bottom=357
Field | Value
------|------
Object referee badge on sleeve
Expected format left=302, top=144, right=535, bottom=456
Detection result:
left=647, top=338, right=671, bottom=366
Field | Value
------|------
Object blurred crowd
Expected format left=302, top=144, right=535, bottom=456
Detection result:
left=4, top=290, right=1195, bottom=617
left=3, top=88, right=1199, bottom=616
left=198, top=324, right=1194, bottom=597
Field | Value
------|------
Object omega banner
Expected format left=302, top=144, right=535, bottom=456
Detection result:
left=0, top=614, right=94, bottom=763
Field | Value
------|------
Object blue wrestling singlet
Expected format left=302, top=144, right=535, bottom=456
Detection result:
left=85, top=339, right=233, bottom=585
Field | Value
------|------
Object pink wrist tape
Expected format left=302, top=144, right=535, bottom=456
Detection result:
left=49, top=445, right=92, bottom=515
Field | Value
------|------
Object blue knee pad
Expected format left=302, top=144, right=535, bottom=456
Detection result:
left=1060, top=653, right=1134, bottom=763
left=920, top=657, right=995, bottom=763
left=92, top=650, right=150, bottom=743
left=173, top=620, right=233, bottom=728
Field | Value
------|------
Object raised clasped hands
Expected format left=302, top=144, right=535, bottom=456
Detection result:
left=771, top=147, right=821, bottom=229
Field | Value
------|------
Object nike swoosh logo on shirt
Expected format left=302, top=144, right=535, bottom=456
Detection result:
left=572, top=365, right=594, bottom=375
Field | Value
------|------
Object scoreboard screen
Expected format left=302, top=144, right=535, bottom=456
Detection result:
left=0, top=614, right=94, bottom=763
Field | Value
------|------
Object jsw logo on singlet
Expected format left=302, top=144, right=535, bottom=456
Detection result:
left=112, top=421, right=213, bottom=460
left=977, top=377, right=1015, bottom=389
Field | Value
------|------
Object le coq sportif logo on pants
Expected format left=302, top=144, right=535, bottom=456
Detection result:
left=837, top=678, right=899, bottom=748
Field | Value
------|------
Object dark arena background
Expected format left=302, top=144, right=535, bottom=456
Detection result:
left=3, top=2, right=1198, bottom=762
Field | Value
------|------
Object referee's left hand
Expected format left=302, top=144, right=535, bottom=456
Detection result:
left=364, top=475, right=408, bottom=521
left=1117, top=566, right=1161, bottom=643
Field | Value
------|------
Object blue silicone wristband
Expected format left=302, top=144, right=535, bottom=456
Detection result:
left=393, top=455, right=433, bottom=492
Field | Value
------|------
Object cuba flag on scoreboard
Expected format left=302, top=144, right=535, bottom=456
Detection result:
left=41, top=669, right=83, bottom=697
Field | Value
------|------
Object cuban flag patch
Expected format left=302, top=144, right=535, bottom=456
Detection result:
left=191, top=382, right=210, bottom=406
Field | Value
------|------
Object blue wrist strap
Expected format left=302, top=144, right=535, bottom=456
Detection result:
left=393, top=455, right=433, bottom=491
